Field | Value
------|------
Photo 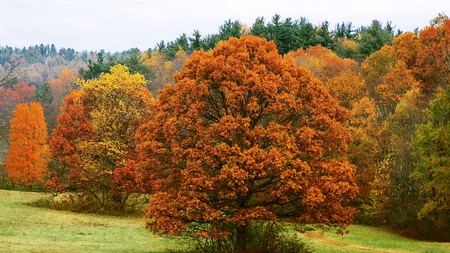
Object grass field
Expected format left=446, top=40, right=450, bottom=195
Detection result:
left=1, top=189, right=449, bottom=253
left=0, top=190, right=189, bottom=253
left=298, top=225, right=450, bottom=253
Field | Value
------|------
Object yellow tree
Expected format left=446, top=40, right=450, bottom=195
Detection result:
left=137, top=36, right=358, bottom=252
left=5, top=102, right=50, bottom=188
left=48, top=64, right=153, bottom=210
left=146, top=48, right=189, bottom=96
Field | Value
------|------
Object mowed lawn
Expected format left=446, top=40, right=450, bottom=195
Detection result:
left=1, top=189, right=450, bottom=253
left=0, top=190, right=188, bottom=253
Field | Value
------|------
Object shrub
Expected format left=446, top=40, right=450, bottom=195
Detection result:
left=190, top=221, right=311, bottom=253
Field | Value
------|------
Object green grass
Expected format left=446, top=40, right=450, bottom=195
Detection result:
left=0, top=190, right=189, bottom=253
left=298, top=225, right=450, bottom=253
left=1, top=189, right=449, bottom=253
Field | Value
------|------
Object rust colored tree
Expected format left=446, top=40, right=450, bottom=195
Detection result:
left=5, top=102, right=50, bottom=188
left=136, top=36, right=358, bottom=252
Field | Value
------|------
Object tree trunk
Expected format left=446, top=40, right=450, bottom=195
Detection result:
left=235, top=225, right=248, bottom=253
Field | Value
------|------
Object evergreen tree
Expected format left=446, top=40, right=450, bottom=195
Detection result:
left=358, top=20, right=394, bottom=58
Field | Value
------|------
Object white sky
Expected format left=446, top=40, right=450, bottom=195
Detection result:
left=0, top=0, right=448, bottom=52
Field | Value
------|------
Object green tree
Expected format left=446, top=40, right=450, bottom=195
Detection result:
left=413, top=86, right=450, bottom=239
left=250, top=17, right=268, bottom=38
left=189, top=30, right=202, bottom=51
left=79, top=51, right=114, bottom=79
left=358, top=20, right=394, bottom=58
left=316, top=21, right=334, bottom=49
left=218, top=19, right=245, bottom=41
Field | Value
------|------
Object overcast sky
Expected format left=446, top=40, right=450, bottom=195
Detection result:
left=0, top=0, right=447, bottom=52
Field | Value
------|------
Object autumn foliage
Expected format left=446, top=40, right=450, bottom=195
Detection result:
left=136, top=36, right=358, bottom=251
left=2, top=13, right=450, bottom=247
left=48, top=64, right=153, bottom=211
left=0, top=81, right=36, bottom=143
left=5, top=102, right=50, bottom=187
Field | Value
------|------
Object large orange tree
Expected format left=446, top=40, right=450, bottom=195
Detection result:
left=136, top=36, right=358, bottom=251
left=5, top=102, right=50, bottom=188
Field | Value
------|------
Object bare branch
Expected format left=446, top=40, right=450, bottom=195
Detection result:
left=0, top=59, right=24, bottom=87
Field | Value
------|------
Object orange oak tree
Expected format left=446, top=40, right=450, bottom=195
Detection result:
left=5, top=102, right=50, bottom=188
left=136, top=36, right=358, bottom=251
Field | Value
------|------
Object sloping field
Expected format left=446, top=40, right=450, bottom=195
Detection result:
left=298, top=224, right=450, bottom=253
left=1, top=189, right=449, bottom=253
left=0, top=190, right=188, bottom=253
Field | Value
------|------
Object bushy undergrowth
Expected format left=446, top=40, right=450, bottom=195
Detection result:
left=27, top=192, right=149, bottom=216
left=184, top=221, right=311, bottom=253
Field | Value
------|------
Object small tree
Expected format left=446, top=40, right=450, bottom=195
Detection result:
left=5, top=102, right=50, bottom=188
left=137, top=36, right=358, bottom=252
left=48, top=64, right=153, bottom=211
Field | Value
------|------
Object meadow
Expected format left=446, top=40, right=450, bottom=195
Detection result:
left=0, top=190, right=188, bottom=253
left=0, top=189, right=449, bottom=253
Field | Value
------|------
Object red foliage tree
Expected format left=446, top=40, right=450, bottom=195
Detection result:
left=136, top=36, right=358, bottom=251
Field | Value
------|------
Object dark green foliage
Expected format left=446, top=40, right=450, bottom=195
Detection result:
left=412, top=87, right=450, bottom=240
left=34, top=82, right=53, bottom=104
left=79, top=51, right=114, bottom=79
left=0, top=46, right=14, bottom=65
left=253, top=15, right=337, bottom=54
left=189, top=30, right=202, bottom=51
left=58, top=47, right=76, bottom=61
left=123, top=48, right=151, bottom=80
left=198, top=34, right=221, bottom=51
left=218, top=19, right=244, bottom=41
left=165, top=34, right=191, bottom=59
left=250, top=17, right=268, bottom=38
left=295, top=17, right=319, bottom=49
left=267, top=15, right=294, bottom=54
left=334, top=22, right=357, bottom=39
left=316, top=21, right=334, bottom=49
left=358, top=20, right=394, bottom=57
left=79, top=49, right=149, bottom=80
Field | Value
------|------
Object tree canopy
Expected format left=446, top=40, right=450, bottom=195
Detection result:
left=136, top=35, right=358, bottom=252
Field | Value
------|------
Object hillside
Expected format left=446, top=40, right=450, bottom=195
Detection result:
left=1, top=190, right=449, bottom=253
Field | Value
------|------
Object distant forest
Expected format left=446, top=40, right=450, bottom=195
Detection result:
left=0, top=14, right=399, bottom=88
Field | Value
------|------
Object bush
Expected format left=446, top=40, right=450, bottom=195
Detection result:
left=27, top=192, right=149, bottom=216
left=191, top=221, right=311, bottom=253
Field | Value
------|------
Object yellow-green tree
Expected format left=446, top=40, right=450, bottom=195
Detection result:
left=5, top=102, right=50, bottom=188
